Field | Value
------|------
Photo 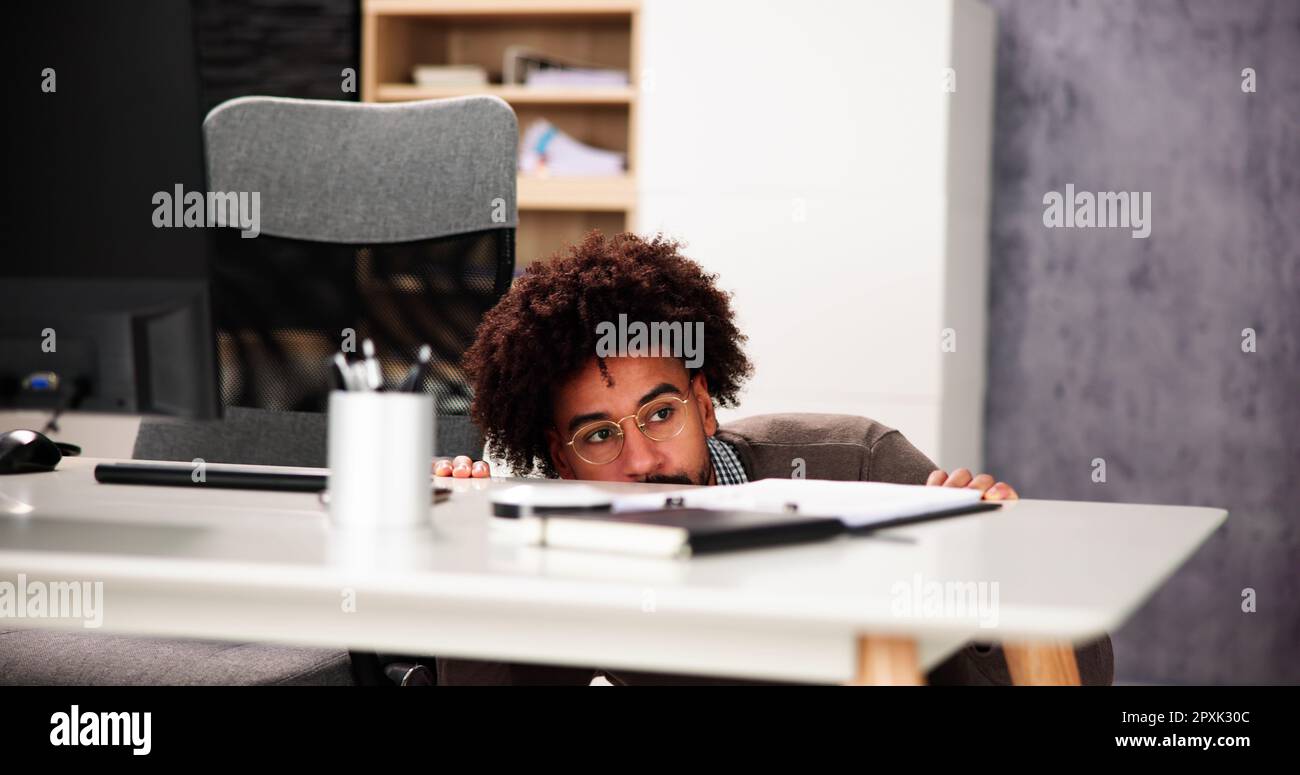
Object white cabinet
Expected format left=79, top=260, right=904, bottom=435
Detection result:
left=636, top=0, right=997, bottom=469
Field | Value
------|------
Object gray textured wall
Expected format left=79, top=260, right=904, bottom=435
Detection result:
left=983, top=0, right=1299, bottom=684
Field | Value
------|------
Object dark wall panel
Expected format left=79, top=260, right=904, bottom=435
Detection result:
left=194, top=0, right=358, bottom=115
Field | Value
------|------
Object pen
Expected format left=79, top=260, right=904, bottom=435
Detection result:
left=333, top=353, right=358, bottom=391
left=361, top=338, right=382, bottom=391
left=398, top=344, right=433, bottom=392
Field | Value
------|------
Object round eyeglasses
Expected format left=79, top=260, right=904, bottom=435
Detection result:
left=565, top=394, right=692, bottom=465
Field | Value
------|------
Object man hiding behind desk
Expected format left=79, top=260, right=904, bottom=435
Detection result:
left=434, top=231, right=1113, bottom=686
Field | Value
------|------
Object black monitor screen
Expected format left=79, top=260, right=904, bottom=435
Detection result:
left=1, top=0, right=219, bottom=417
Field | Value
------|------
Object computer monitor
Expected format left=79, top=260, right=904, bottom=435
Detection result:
left=0, top=0, right=220, bottom=419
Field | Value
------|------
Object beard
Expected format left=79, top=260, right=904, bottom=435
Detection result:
left=643, top=456, right=713, bottom=486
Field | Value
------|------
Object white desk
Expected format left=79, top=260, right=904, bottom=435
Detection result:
left=0, top=458, right=1226, bottom=684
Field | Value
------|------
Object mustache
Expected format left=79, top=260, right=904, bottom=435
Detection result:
left=641, top=473, right=696, bottom=486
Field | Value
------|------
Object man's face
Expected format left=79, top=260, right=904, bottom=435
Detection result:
left=546, top=357, right=718, bottom=484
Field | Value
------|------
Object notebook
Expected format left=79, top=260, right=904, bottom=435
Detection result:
left=525, top=508, right=845, bottom=559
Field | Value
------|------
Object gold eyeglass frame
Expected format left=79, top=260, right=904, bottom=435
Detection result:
left=564, top=394, right=693, bottom=465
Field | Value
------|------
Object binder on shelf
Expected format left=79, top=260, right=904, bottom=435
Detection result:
left=504, top=45, right=629, bottom=88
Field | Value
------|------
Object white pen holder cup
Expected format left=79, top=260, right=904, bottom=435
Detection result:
left=327, top=390, right=434, bottom=530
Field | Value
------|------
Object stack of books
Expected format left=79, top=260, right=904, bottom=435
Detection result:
left=411, top=64, right=488, bottom=88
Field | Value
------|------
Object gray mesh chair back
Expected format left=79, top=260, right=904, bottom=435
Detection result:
left=204, top=95, right=517, bottom=418
left=135, top=95, right=518, bottom=462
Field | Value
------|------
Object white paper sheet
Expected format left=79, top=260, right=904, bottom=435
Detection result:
left=611, top=478, right=984, bottom=528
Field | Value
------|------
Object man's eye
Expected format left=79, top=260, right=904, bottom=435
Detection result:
left=647, top=406, right=675, bottom=423
left=585, top=428, right=613, bottom=444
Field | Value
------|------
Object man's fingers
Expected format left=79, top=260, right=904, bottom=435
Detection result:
left=930, top=466, right=1017, bottom=501
left=985, top=482, right=1019, bottom=501
left=944, top=468, right=973, bottom=488
left=436, top=456, right=473, bottom=477
left=967, top=473, right=995, bottom=494
left=435, top=456, right=489, bottom=478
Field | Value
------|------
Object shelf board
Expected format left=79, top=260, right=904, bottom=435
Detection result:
left=365, top=0, right=637, bottom=18
left=517, top=175, right=634, bottom=211
left=376, top=83, right=634, bottom=104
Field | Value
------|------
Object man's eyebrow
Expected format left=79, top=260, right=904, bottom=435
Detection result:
left=636, top=382, right=685, bottom=406
left=567, top=410, right=609, bottom=434
left=564, top=382, right=686, bottom=434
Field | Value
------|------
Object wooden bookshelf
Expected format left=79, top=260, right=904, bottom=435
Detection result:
left=374, top=83, right=634, bottom=104
left=516, top=174, right=635, bottom=210
left=361, top=0, right=640, bottom=269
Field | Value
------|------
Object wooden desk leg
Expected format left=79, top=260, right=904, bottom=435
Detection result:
left=848, top=635, right=924, bottom=685
left=1003, top=642, right=1082, bottom=685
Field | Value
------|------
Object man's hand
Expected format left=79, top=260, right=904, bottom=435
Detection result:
left=926, top=468, right=1018, bottom=501
left=433, top=455, right=490, bottom=478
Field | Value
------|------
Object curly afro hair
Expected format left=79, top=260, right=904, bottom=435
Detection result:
left=462, top=231, right=753, bottom=476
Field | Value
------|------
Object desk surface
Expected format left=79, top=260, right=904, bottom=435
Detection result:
left=0, top=458, right=1226, bottom=683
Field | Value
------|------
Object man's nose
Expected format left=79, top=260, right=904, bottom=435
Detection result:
left=618, top=421, right=664, bottom=479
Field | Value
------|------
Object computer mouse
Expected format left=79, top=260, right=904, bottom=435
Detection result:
left=0, top=429, right=64, bottom=474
